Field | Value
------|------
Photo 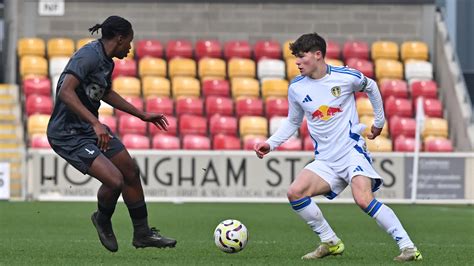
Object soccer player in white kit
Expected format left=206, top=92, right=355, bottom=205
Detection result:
left=254, top=33, right=422, bottom=261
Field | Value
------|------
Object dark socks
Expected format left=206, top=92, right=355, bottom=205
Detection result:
left=97, top=201, right=116, bottom=224
left=127, top=200, right=149, bottom=236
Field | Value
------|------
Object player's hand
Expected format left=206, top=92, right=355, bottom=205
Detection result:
left=367, top=125, right=382, bottom=140
left=254, top=142, right=271, bottom=159
left=93, top=122, right=110, bottom=152
left=141, top=113, right=169, bottom=131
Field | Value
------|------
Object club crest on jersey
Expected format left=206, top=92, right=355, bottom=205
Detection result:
left=85, top=83, right=106, bottom=101
left=331, top=86, right=341, bottom=97
left=311, top=105, right=343, bottom=121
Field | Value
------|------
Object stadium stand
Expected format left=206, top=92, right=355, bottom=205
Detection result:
left=224, top=40, right=252, bottom=60
left=136, top=39, right=164, bottom=59
left=195, top=39, right=222, bottom=60
left=166, top=39, right=193, bottom=59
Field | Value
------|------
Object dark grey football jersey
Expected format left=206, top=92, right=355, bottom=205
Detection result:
left=47, top=40, right=114, bottom=138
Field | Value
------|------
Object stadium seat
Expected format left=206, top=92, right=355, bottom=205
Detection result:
left=51, top=74, right=61, bottom=98
left=27, top=114, right=50, bottom=136
left=18, top=38, right=46, bottom=57
left=136, top=39, right=164, bottom=59
left=209, top=115, right=238, bottom=136
left=49, top=57, right=69, bottom=77
left=122, top=134, right=150, bottom=149
left=261, top=79, right=289, bottom=99
left=257, top=59, right=286, bottom=80
left=213, top=134, right=241, bottom=150
left=228, top=58, right=256, bottom=78
left=182, top=134, right=211, bottom=150
left=326, top=59, right=344, bottom=66
left=149, top=116, right=177, bottom=136
left=389, top=116, right=416, bottom=139
left=239, top=116, right=268, bottom=137
left=195, top=39, right=222, bottom=60
left=145, top=96, right=174, bottom=115
left=112, top=76, right=141, bottom=96
left=375, top=59, right=403, bottom=80
left=20, top=56, right=48, bottom=78
left=405, top=60, right=433, bottom=81
left=76, top=38, right=94, bottom=50
left=424, top=138, right=453, bottom=152
left=47, top=38, right=74, bottom=58
left=30, top=133, right=50, bottom=148
left=410, top=80, right=438, bottom=99
left=142, top=76, right=171, bottom=98
left=422, top=118, right=448, bottom=139
left=379, top=79, right=408, bottom=100
left=98, top=102, right=114, bottom=116
left=345, top=58, right=374, bottom=79
left=25, top=94, right=53, bottom=116
left=172, top=77, right=200, bottom=99
left=202, top=79, right=230, bottom=97
left=304, top=135, right=314, bottom=151
left=326, top=40, right=341, bottom=59
left=276, top=137, right=302, bottom=151
left=98, top=115, right=117, bottom=134
left=359, top=115, right=388, bottom=138
left=371, top=41, right=399, bottom=60
left=401, top=41, right=429, bottom=62
left=415, top=97, right=443, bottom=118
left=231, top=77, right=259, bottom=99
left=118, top=114, right=147, bottom=136
left=282, top=40, right=294, bottom=60
left=394, top=136, right=417, bottom=152
left=265, top=98, right=289, bottom=119
left=138, top=57, right=166, bottom=77
left=236, top=97, right=264, bottom=118
left=168, top=58, right=197, bottom=78
left=286, top=58, right=299, bottom=80
left=198, top=58, right=226, bottom=79
left=205, top=96, right=234, bottom=117
left=23, top=77, right=51, bottom=97
left=355, top=91, right=367, bottom=99
left=343, top=40, right=369, bottom=60
left=112, top=58, right=137, bottom=79
left=224, top=40, right=252, bottom=60
left=152, top=134, right=180, bottom=149
left=269, top=116, right=297, bottom=138
left=242, top=135, right=267, bottom=150
left=176, top=96, right=204, bottom=116
left=384, top=96, right=413, bottom=118
left=365, top=136, right=393, bottom=152
left=166, top=39, right=193, bottom=59
left=356, top=97, right=373, bottom=117
left=254, top=40, right=282, bottom=61
left=299, top=118, right=308, bottom=138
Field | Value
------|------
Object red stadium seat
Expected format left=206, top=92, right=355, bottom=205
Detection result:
left=179, top=114, right=207, bottom=136
left=202, top=79, right=230, bottom=97
left=394, top=136, right=417, bottom=152
left=424, top=138, right=453, bottom=152
left=242, top=135, right=267, bottom=150
left=152, top=134, right=180, bottom=149
left=265, top=98, right=289, bottom=119
left=145, top=96, right=174, bottom=115
left=415, top=97, right=443, bottom=118
left=166, top=39, right=193, bottom=59
left=276, top=137, right=302, bottom=151
left=119, top=114, right=147, bottom=136
left=209, top=115, right=238, bottom=136
left=224, top=40, right=251, bottom=60
left=182, top=134, right=211, bottom=150
left=23, top=77, right=51, bottom=97
left=384, top=96, right=413, bottom=118
left=299, top=118, right=308, bottom=138
left=355, top=91, right=367, bottom=99
left=205, top=96, right=234, bottom=117
left=235, top=97, right=263, bottom=118
left=410, top=80, right=438, bottom=99
left=115, top=96, right=143, bottom=118
left=30, top=134, right=50, bottom=148
left=213, top=134, right=241, bottom=150
left=98, top=115, right=117, bottom=134
left=379, top=79, right=409, bottom=100
left=25, top=94, right=53, bottom=116
left=345, top=58, right=374, bottom=79
left=326, top=40, right=341, bottom=59
left=343, top=40, right=369, bottom=60
left=389, top=116, right=416, bottom=139
left=254, top=40, right=282, bottom=61
left=176, top=96, right=204, bottom=116
left=136, top=39, right=164, bottom=59
left=122, top=134, right=150, bottom=149
left=304, top=136, right=314, bottom=151
left=112, top=59, right=137, bottom=79
left=195, top=39, right=222, bottom=60
left=149, top=115, right=177, bottom=136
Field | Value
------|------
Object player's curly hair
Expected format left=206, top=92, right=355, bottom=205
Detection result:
left=88, top=16, right=132, bottom=39
left=290, top=32, right=327, bottom=58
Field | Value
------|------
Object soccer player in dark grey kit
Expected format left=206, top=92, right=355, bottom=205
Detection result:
left=47, top=16, right=176, bottom=252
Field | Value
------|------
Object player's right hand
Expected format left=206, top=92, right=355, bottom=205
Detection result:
left=254, top=142, right=270, bottom=159
left=93, top=122, right=110, bottom=152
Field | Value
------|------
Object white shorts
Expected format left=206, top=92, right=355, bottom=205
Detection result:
left=304, top=140, right=383, bottom=200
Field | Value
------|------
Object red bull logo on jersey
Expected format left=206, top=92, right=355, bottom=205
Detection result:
left=311, top=105, right=343, bottom=121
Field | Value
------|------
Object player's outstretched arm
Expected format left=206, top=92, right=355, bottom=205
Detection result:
left=254, top=142, right=271, bottom=159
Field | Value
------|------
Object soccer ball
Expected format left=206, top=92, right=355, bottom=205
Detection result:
left=214, top=219, right=248, bottom=253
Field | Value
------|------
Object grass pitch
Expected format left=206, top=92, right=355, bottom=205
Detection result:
left=0, top=202, right=473, bottom=265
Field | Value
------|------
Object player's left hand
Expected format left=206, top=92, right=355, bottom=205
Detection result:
left=141, top=113, right=169, bottom=131
left=367, top=125, right=382, bottom=140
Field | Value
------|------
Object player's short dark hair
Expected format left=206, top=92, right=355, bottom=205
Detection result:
left=290, top=32, right=327, bottom=58
left=88, top=16, right=132, bottom=39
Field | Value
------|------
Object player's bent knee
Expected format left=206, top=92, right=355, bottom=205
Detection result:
left=287, top=186, right=305, bottom=201
left=353, top=193, right=373, bottom=210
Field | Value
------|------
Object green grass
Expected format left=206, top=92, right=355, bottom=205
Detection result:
left=0, top=202, right=473, bottom=265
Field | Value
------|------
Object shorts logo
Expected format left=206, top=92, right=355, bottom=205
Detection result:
left=85, top=83, right=106, bottom=101
left=353, top=165, right=364, bottom=173
left=85, top=148, right=95, bottom=155
left=331, top=86, right=341, bottom=97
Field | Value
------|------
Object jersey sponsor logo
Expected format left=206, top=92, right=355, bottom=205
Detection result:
left=302, top=94, right=313, bottom=103
left=331, top=86, right=341, bottom=97
left=85, top=83, right=106, bottom=101
left=85, top=148, right=95, bottom=155
left=311, top=105, right=343, bottom=121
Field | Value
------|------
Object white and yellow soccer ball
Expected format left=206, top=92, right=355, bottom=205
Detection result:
left=214, top=219, right=248, bottom=253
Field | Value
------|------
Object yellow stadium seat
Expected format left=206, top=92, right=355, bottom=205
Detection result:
left=20, top=56, right=48, bottom=78
left=18, top=38, right=46, bottom=57
left=286, top=58, right=299, bottom=81
left=359, top=115, right=389, bottom=138
left=261, top=79, right=289, bottom=99
left=231, top=77, right=260, bottom=99
left=371, top=41, right=399, bottom=60
left=138, top=57, right=166, bottom=77
left=168, top=58, right=196, bottom=78
left=47, top=38, right=75, bottom=58
left=283, top=40, right=294, bottom=60
left=239, top=116, right=268, bottom=137
left=142, top=76, right=171, bottom=98
left=356, top=98, right=373, bottom=117
left=76, top=38, right=95, bottom=49
left=27, top=114, right=50, bottom=136
left=326, top=59, right=344, bottom=66
left=172, top=76, right=200, bottom=98
left=228, top=58, right=255, bottom=78
left=98, top=102, right=114, bottom=116
left=401, top=41, right=429, bottom=62
left=365, top=136, right=392, bottom=152
left=423, top=118, right=448, bottom=139
left=198, top=58, right=226, bottom=79
left=112, top=76, right=141, bottom=96
left=375, top=59, right=403, bottom=80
